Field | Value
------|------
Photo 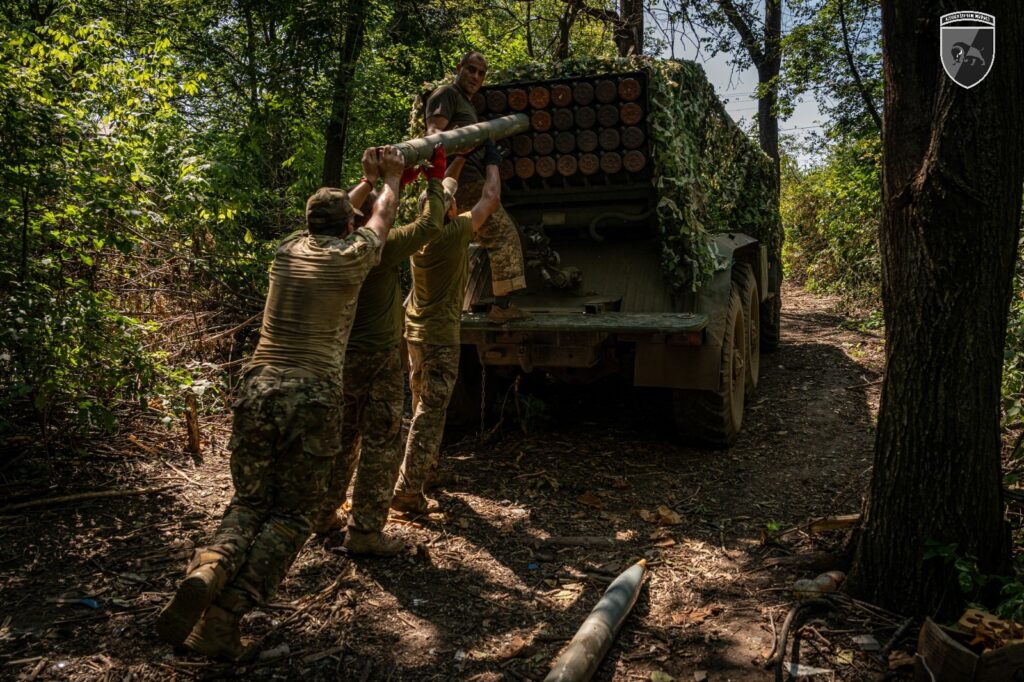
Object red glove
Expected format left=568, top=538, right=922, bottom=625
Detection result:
left=400, top=166, right=422, bottom=187
left=425, top=143, right=447, bottom=180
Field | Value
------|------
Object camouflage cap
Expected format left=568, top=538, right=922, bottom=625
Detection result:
left=306, top=187, right=363, bottom=227
left=418, top=177, right=459, bottom=214
left=442, top=177, right=459, bottom=203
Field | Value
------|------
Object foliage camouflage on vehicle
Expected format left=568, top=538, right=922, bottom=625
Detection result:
left=408, top=56, right=781, bottom=291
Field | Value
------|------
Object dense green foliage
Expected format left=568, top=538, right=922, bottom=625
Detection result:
left=778, top=0, right=883, bottom=307
left=0, top=0, right=628, bottom=440
left=0, top=8, right=192, bottom=435
left=781, top=134, right=881, bottom=306
left=1002, top=238, right=1024, bottom=426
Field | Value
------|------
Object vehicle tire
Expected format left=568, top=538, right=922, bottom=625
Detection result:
left=446, top=346, right=485, bottom=429
left=733, top=263, right=760, bottom=393
left=673, top=288, right=746, bottom=448
left=760, top=258, right=782, bottom=353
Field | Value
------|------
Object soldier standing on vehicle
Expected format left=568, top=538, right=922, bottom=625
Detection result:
left=391, top=139, right=504, bottom=514
left=313, top=144, right=450, bottom=556
left=425, top=50, right=532, bottom=323
left=155, top=147, right=406, bottom=661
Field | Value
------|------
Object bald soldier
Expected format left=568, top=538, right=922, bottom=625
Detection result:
left=391, top=139, right=504, bottom=513
left=156, top=147, right=406, bottom=660
left=425, top=50, right=529, bottom=322
left=313, top=143, right=450, bottom=556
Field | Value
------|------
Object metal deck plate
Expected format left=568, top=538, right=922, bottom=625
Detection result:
left=461, top=312, right=708, bottom=334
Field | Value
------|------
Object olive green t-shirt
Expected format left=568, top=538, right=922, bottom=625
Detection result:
left=247, top=227, right=382, bottom=382
left=348, top=178, right=445, bottom=353
left=404, top=212, right=474, bottom=347
left=425, top=84, right=484, bottom=185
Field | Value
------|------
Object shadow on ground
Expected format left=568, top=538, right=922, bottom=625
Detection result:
left=0, top=284, right=885, bottom=680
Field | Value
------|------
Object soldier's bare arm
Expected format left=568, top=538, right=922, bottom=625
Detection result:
left=470, top=140, right=502, bottom=233
left=446, top=155, right=466, bottom=181
left=365, top=146, right=404, bottom=244
left=427, top=115, right=449, bottom=136
left=348, top=147, right=380, bottom=211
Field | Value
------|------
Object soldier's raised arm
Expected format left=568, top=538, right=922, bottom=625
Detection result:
left=365, top=146, right=404, bottom=244
left=470, top=139, right=502, bottom=233
left=347, top=147, right=380, bottom=211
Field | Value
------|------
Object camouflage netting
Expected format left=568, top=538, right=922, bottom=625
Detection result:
left=408, top=56, right=781, bottom=291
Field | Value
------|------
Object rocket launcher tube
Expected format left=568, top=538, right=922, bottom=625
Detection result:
left=543, top=559, right=647, bottom=682
left=394, top=113, right=530, bottom=168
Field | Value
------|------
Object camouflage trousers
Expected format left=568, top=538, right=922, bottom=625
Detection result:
left=316, top=347, right=405, bottom=533
left=456, top=181, right=526, bottom=296
left=396, top=342, right=460, bottom=495
left=193, top=368, right=341, bottom=613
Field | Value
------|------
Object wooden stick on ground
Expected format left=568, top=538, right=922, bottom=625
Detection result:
left=161, top=459, right=201, bottom=486
left=539, top=536, right=618, bottom=549
left=185, top=393, right=202, bottom=456
left=0, top=486, right=175, bottom=512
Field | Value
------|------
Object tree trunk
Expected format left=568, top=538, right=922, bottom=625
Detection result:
left=321, top=0, right=368, bottom=188
left=847, top=0, right=1024, bottom=617
left=613, top=0, right=643, bottom=57
left=554, top=1, right=580, bottom=60
left=716, top=0, right=779, bottom=184
left=757, top=0, right=781, bottom=187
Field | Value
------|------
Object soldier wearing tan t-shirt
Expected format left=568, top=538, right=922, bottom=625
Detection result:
left=157, top=148, right=406, bottom=661
left=392, top=140, right=504, bottom=514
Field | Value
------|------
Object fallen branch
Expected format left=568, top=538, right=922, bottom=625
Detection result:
left=161, top=459, right=202, bottom=486
left=539, top=536, right=617, bottom=549
left=0, top=486, right=175, bottom=512
left=767, top=598, right=835, bottom=682
left=845, top=378, right=882, bottom=390
left=808, top=513, right=860, bottom=534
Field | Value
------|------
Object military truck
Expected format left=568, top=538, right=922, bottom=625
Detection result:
left=416, top=60, right=782, bottom=447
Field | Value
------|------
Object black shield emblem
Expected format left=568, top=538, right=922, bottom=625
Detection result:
left=940, top=11, right=995, bottom=89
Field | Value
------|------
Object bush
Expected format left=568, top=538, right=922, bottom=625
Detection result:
left=781, top=134, right=881, bottom=307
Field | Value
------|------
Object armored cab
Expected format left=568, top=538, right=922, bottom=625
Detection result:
left=417, top=60, right=782, bottom=447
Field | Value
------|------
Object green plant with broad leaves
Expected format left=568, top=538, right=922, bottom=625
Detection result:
left=0, top=9, right=196, bottom=437
left=781, top=133, right=881, bottom=306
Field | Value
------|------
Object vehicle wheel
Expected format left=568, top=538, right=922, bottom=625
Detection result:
left=733, top=263, right=760, bottom=392
left=673, top=288, right=746, bottom=448
left=760, top=258, right=782, bottom=353
left=446, top=346, right=485, bottom=429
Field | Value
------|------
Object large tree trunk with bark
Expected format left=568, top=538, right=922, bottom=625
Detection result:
left=847, top=0, right=1024, bottom=617
left=321, top=0, right=368, bottom=188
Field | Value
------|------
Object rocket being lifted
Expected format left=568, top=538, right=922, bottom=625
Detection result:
left=393, top=113, right=530, bottom=168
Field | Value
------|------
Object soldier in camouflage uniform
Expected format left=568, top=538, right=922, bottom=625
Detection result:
left=313, top=144, right=450, bottom=556
left=425, top=51, right=529, bottom=322
left=392, top=139, right=504, bottom=513
left=155, top=146, right=406, bottom=661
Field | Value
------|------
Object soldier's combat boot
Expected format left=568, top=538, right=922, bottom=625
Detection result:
left=314, top=508, right=347, bottom=536
left=423, top=468, right=455, bottom=492
left=342, top=528, right=405, bottom=557
left=487, top=297, right=530, bottom=323
left=390, top=491, right=441, bottom=515
left=156, top=557, right=229, bottom=646
left=182, top=604, right=251, bottom=662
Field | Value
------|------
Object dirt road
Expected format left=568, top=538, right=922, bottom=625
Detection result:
left=0, top=283, right=890, bottom=680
